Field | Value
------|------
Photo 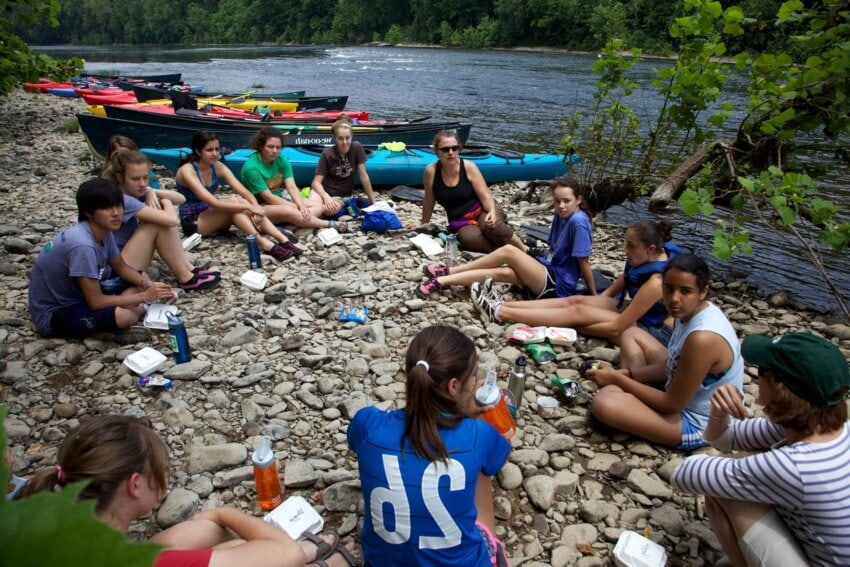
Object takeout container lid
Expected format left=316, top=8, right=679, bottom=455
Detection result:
left=240, top=270, right=268, bottom=291
left=317, top=227, right=342, bottom=246
left=124, top=347, right=167, bottom=375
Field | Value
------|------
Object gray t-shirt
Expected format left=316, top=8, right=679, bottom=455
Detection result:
left=28, top=222, right=120, bottom=336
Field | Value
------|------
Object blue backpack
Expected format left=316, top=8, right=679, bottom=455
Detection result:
left=361, top=205, right=402, bottom=233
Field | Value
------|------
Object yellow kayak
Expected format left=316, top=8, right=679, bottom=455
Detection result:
left=87, top=97, right=298, bottom=117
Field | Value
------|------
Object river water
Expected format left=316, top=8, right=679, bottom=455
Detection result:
left=33, top=44, right=849, bottom=314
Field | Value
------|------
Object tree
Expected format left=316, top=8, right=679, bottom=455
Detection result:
left=0, top=0, right=81, bottom=95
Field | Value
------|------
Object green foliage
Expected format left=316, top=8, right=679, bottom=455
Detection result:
left=0, top=0, right=82, bottom=96
left=63, top=116, right=79, bottom=133
left=384, top=24, right=408, bottom=45
left=0, top=405, right=163, bottom=566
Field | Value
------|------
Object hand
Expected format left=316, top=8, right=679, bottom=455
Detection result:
left=484, top=209, right=497, bottom=228
left=323, top=198, right=343, bottom=216
left=405, top=221, right=423, bottom=230
left=709, top=384, right=748, bottom=420
left=298, top=204, right=311, bottom=221
left=586, top=366, right=621, bottom=387
left=138, top=271, right=151, bottom=291
left=143, top=282, right=174, bottom=302
left=144, top=191, right=161, bottom=210
left=248, top=205, right=266, bottom=218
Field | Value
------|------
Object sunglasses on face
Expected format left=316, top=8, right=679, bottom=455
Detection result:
left=438, top=145, right=461, bottom=153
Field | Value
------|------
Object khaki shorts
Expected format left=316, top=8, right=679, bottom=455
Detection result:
left=740, top=509, right=808, bottom=566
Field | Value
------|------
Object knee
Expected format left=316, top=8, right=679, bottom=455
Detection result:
left=590, top=386, right=620, bottom=422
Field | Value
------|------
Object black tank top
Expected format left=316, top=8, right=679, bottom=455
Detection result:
left=433, top=159, right=478, bottom=221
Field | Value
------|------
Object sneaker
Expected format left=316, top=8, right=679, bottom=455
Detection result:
left=422, top=264, right=450, bottom=279
left=267, top=243, right=295, bottom=262
left=482, top=276, right=494, bottom=297
left=179, top=272, right=221, bottom=292
left=471, top=282, right=502, bottom=324
left=192, top=267, right=221, bottom=277
left=415, top=278, right=442, bottom=298
left=283, top=241, right=303, bottom=256
left=279, top=227, right=299, bottom=244
left=528, top=246, right=548, bottom=258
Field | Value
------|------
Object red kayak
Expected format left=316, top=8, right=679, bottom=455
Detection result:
left=123, top=103, right=370, bottom=122
left=80, top=91, right=139, bottom=105
left=24, top=80, right=73, bottom=93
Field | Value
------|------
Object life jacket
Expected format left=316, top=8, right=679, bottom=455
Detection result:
left=617, top=242, right=686, bottom=326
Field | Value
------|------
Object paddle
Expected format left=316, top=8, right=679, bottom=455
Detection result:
left=390, top=185, right=425, bottom=202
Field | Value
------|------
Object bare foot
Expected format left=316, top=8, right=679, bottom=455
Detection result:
left=310, top=542, right=362, bottom=566
left=299, top=533, right=337, bottom=564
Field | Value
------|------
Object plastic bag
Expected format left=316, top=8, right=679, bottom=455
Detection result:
left=361, top=201, right=402, bottom=233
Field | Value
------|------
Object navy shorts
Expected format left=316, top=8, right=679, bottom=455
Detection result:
left=522, top=265, right=558, bottom=300
left=638, top=321, right=674, bottom=346
left=50, top=302, right=119, bottom=338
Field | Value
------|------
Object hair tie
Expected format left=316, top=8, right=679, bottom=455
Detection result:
left=416, top=360, right=430, bottom=372
left=55, top=465, right=66, bottom=486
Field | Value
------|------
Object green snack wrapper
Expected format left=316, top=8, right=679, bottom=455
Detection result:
left=526, top=342, right=556, bottom=363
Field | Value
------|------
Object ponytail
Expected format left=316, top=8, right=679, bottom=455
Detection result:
left=403, top=326, right=477, bottom=463
left=179, top=130, right=219, bottom=168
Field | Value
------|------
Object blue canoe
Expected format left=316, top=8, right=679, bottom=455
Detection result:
left=142, top=145, right=574, bottom=187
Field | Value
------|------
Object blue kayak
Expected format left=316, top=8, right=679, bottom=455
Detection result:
left=142, top=145, right=574, bottom=187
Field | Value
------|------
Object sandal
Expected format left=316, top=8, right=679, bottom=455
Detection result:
left=311, top=543, right=362, bottom=567
left=329, top=220, right=350, bottom=233
left=300, top=531, right=339, bottom=563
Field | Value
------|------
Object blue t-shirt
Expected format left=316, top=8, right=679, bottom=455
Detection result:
left=28, top=222, right=120, bottom=336
left=348, top=407, right=509, bottom=567
left=538, top=209, right=593, bottom=297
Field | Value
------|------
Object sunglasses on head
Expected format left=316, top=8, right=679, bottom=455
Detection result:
left=438, top=145, right=461, bottom=153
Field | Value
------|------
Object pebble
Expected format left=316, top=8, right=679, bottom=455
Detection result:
left=4, top=91, right=848, bottom=564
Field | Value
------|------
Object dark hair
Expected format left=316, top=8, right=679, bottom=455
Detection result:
left=104, top=135, right=139, bottom=162
left=762, top=374, right=848, bottom=438
left=331, top=116, right=353, bottom=138
left=662, top=253, right=711, bottom=291
left=628, top=219, right=673, bottom=250
left=104, top=150, right=149, bottom=186
left=76, top=177, right=123, bottom=222
left=178, top=130, right=220, bottom=167
left=249, top=127, right=285, bottom=152
left=551, top=175, right=591, bottom=217
left=431, top=130, right=463, bottom=153
left=403, top=326, right=478, bottom=463
left=20, top=415, right=170, bottom=513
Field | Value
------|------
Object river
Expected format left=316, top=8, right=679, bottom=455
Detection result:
left=32, top=44, right=849, bottom=314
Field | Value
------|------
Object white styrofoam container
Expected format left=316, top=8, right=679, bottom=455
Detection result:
left=144, top=303, right=179, bottom=330
left=410, top=233, right=444, bottom=256
left=317, top=227, right=342, bottom=246
left=613, top=531, right=667, bottom=567
left=123, top=347, right=167, bottom=376
left=264, top=495, right=324, bottom=539
left=546, top=326, right=578, bottom=346
left=240, top=270, right=268, bottom=291
left=182, top=233, right=202, bottom=251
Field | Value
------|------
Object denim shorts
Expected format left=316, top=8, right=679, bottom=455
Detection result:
left=638, top=321, right=673, bottom=346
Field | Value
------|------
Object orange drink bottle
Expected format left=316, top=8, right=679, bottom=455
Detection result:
left=252, top=436, right=283, bottom=511
left=476, top=370, right=516, bottom=440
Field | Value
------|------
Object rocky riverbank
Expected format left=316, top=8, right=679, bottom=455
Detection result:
left=2, top=90, right=849, bottom=566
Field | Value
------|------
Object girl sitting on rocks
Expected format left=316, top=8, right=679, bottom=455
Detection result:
left=347, top=325, right=510, bottom=566
left=241, top=127, right=349, bottom=233
left=417, top=175, right=594, bottom=301
left=473, top=220, right=682, bottom=365
left=585, top=254, right=744, bottom=449
left=175, top=130, right=301, bottom=262
left=104, top=150, right=220, bottom=292
left=102, top=134, right=159, bottom=189
left=16, top=414, right=361, bottom=567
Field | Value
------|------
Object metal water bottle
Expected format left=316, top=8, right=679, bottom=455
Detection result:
left=445, top=233, right=458, bottom=268
left=166, top=312, right=192, bottom=364
left=252, top=436, right=283, bottom=511
left=246, top=234, right=262, bottom=269
left=476, top=369, right=516, bottom=440
left=508, top=356, right=527, bottom=410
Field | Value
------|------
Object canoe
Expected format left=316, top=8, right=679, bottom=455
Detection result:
left=91, top=103, right=369, bottom=122
left=141, top=145, right=570, bottom=187
left=80, top=91, right=139, bottom=105
left=77, top=113, right=472, bottom=159
left=84, top=72, right=182, bottom=84
left=132, top=84, right=305, bottom=103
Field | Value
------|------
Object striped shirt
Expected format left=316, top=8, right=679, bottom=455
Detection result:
left=671, top=420, right=850, bottom=566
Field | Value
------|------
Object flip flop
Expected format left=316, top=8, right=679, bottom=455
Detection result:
left=300, top=531, right=339, bottom=563
left=311, top=543, right=362, bottom=567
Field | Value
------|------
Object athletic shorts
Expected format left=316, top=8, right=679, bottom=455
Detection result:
left=677, top=412, right=709, bottom=451
left=49, top=302, right=118, bottom=338
left=476, top=520, right=509, bottom=567
left=523, top=265, right=558, bottom=300
left=100, top=275, right=130, bottom=296
left=638, top=321, right=674, bottom=346
left=740, top=509, right=809, bottom=566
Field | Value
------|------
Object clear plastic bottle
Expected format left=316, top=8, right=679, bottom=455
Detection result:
left=507, top=356, right=527, bottom=409
left=445, top=233, right=458, bottom=268
left=475, top=370, right=516, bottom=440
left=252, top=436, right=283, bottom=511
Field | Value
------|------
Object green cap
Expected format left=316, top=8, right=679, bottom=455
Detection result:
left=742, top=332, right=850, bottom=406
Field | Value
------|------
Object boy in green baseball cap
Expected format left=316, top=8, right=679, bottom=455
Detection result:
left=671, top=332, right=849, bottom=566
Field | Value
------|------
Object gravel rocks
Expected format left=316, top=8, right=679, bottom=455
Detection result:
left=3, top=90, right=850, bottom=565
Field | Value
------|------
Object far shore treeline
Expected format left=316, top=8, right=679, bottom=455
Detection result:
left=19, top=0, right=793, bottom=54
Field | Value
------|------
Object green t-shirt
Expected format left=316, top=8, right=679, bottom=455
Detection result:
left=240, top=152, right=294, bottom=198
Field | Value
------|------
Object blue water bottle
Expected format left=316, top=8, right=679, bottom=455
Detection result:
left=246, top=234, right=262, bottom=269
left=166, top=312, right=192, bottom=364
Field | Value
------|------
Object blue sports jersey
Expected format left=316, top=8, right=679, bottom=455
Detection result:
left=348, top=407, right=510, bottom=566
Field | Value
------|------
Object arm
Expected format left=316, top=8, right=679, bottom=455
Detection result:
left=175, top=163, right=264, bottom=216
left=474, top=474, right=496, bottom=534
left=465, top=162, right=497, bottom=227
left=310, top=152, right=342, bottom=215
left=703, top=383, right=749, bottom=443
left=582, top=274, right=664, bottom=338
left=577, top=257, right=596, bottom=295
left=282, top=176, right=312, bottom=221
left=135, top=202, right=179, bottom=228
left=154, top=189, right=185, bottom=205
left=412, top=164, right=437, bottom=227
left=78, top=273, right=171, bottom=311
left=356, top=162, right=376, bottom=203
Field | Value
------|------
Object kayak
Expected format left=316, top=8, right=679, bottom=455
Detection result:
left=132, top=84, right=305, bottom=103
left=77, top=113, right=472, bottom=158
left=89, top=102, right=369, bottom=122
left=141, top=145, right=571, bottom=187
